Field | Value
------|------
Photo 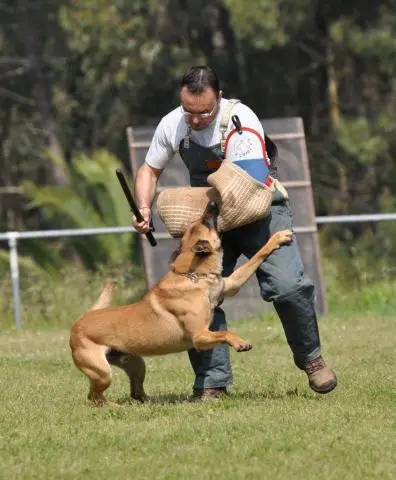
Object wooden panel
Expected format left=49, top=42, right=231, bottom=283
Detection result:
left=262, top=118, right=326, bottom=315
left=128, top=117, right=326, bottom=318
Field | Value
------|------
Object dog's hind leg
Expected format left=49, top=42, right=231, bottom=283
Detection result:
left=106, top=350, right=147, bottom=402
left=72, top=344, right=120, bottom=408
left=127, top=355, right=147, bottom=403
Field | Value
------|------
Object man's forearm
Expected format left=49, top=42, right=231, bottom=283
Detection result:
left=134, top=163, right=161, bottom=209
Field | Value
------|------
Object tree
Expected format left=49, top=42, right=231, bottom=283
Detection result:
left=22, top=150, right=136, bottom=269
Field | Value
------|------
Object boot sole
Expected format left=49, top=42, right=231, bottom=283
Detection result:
left=309, top=376, right=338, bottom=394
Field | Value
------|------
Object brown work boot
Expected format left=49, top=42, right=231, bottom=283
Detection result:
left=190, top=387, right=228, bottom=402
left=304, top=356, right=337, bottom=394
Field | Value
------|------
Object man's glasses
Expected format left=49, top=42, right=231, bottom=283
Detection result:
left=180, top=100, right=218, bottom=118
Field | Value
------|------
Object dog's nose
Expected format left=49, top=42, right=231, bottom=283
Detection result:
left=202, top=201, right=220, bottom=231
left=207, top=201, right=219, bottom=215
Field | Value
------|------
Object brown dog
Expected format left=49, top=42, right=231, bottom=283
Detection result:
left=70, top=201, right=293, bottom=407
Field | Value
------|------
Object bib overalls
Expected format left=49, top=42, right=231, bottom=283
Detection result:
left=178, top=133, right=321, bottom=390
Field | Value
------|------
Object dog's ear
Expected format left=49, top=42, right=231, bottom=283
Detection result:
left=168, top=245, right=182, bottom=267
left=192, top=239, right=213, bottom=255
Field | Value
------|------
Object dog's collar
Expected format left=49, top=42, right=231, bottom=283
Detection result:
left=172, top=270, right=221, bottom=283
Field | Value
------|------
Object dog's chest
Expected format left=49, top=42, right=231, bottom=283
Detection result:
left=206, top=276, right=225, bottom=309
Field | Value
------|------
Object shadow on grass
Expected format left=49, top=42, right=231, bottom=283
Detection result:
left=114, top=387, right=318, bottom=406
left=115, top=393, right=191, bottom=406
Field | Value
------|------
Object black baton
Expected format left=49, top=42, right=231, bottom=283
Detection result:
left=115, top=169, right=157, bottom=247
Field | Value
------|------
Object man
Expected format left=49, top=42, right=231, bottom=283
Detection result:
left=132, top=65, right=337, bottom=400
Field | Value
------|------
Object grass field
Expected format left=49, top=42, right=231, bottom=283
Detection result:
left=1, top=312, right=395, bottom=480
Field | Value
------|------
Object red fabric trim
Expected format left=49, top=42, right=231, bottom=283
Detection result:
left=206, top=159, right=222, bottom=170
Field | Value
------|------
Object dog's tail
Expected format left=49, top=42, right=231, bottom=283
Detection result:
left=91, top=281, right=118, bottom=311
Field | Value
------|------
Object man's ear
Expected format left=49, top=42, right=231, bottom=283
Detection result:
left=192, top=240, right=213, bottom=255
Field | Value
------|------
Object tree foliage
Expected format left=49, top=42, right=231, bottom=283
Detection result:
left=1, top=0, right=396, bottom=274
left=22, top=150, right=136, bottom=269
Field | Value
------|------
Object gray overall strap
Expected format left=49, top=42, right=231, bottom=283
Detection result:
left=220, top=99, right=240, bottom=155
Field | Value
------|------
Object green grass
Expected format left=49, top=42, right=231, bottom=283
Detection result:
left=1, top=314, right=395, bottom=479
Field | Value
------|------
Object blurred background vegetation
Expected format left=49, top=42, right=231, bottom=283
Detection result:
left=1, top=0, right=396, bottom=328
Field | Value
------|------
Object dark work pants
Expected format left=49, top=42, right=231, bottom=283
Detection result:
left=188, top=202, right=321, bottom=390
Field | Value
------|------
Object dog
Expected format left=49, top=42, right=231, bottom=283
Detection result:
left=70, top=201, right=293, bottom=407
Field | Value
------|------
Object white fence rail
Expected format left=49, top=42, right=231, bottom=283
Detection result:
left=2, top=212, right=396, bottom=329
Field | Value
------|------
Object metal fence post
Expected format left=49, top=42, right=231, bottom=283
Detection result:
left=8, top=233, right=22, bottom=330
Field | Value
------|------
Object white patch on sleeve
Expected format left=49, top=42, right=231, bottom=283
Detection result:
left=232, top=137, right=254, bottom=158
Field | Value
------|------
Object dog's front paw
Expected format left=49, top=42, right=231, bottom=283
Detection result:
left=236, top=342, right=253, bottom=352
left=228, top=333, right=253, bottom=352
left=231, top=338, right=253, bottom=352
left=271, top=229, right=293, bottom=249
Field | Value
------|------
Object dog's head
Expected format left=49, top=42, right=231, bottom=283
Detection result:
left=169, top=201, right=223, bottom=274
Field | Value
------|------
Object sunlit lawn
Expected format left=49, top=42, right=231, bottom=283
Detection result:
left=1, top=312, right=395, bottom=479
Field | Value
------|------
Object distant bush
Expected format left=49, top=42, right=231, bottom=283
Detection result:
left=1, top=261, right=146, bottom=331
left=321, top=223, right=396, bottom=316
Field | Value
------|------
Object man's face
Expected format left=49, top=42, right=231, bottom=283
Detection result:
left=180, top=86, right=222, bottom=131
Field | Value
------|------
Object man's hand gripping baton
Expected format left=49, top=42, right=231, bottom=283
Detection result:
left=115, top=169, right=157, bottom=247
